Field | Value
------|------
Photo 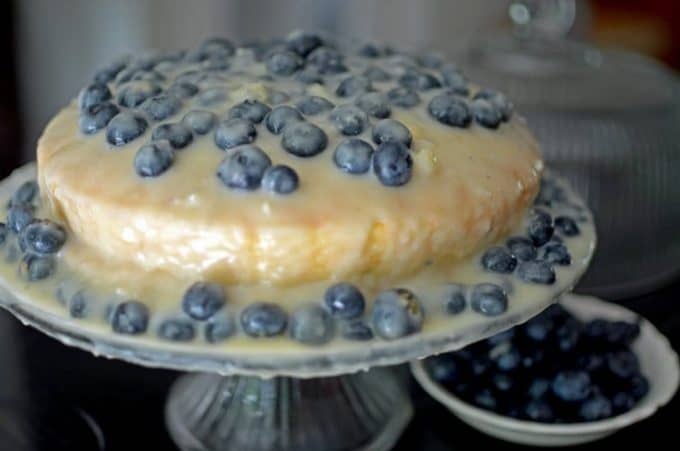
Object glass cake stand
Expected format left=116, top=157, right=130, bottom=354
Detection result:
left=0, top=164, right=596, bottom=451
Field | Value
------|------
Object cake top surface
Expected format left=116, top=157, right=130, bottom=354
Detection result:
left=37, top=31, right=541, bottom=286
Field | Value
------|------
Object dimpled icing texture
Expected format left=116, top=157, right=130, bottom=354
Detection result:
left=36, top=32, right=541, bottom=288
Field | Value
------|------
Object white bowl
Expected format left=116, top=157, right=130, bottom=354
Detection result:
left=411, top=293, right=680, bottom=447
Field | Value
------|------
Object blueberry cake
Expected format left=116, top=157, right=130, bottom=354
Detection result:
left=0, top=31, right=595, bottom=368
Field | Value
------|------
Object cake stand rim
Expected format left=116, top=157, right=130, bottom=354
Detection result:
left=0, top=162, right=596, bottom=378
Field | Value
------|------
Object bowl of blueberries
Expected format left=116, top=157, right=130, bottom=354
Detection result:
left=411, top=294, right=679, bottom=446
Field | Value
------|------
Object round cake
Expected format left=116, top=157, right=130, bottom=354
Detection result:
left=0, top=31, right=594, bottom=368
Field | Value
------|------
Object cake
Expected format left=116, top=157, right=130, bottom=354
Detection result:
left=0, top=31, right=594, bottom=354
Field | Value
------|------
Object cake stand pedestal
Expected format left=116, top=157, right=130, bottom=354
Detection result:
left=166, top=369, right=411, bottom=451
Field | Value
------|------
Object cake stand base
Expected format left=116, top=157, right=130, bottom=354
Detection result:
left=165, top=366, right=412, bottom=451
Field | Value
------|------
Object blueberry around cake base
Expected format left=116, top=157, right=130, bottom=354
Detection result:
left=0, top=163, right=595, bottom=378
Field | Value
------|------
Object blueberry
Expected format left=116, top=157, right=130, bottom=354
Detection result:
left=583, top=318, right=607, bottom=341
left=19, top=253, right=56, bottom=281
left=607, top=350, right=639, bottom=379
left=578, top=353, right=606, bottom=372
left=79, top=83, right=112, bottom=110
left=201, top=57, right=230, bottom=71
left=266, top=50, right=303, bottom=76
left=630, top=374, right=650, bottom=400
left=116, top=81, right=161, bottom=108
left=0, top=223, right=6, bottom=245
left=470, top=283, right=508, bottom=316
left=372, top=141, right=413, bottom=187
left=481, top=246, right=517, bottom=273
left=182, top=110, right=217, bottom=135
left=606, top=320, right=641, bottom=345
left=506, top=236, right=537, bottom=261
left=527, top=208, right=554, bottom=246
left=268, top=90, right=290, bottom=105
left=333, top=138, right=374, bottom=175
left=134, top=141, right=175, bottom=177
left=285, top=30, right=322, bottom=57
left=182, top=282, right=225, bottom=321
left=552, top=371, right=591, bottom=402
left=158, top=319, right=195, bottom=342
left=399, top=69, right=441, bottom=91
left=141, top=94, right=182, bottom=121
left=296, top=96, right=334, bottom=116
left=228, top=99, right=271, bottom=124
left=106, top=112, right=148, bottom=146
left=387, top=87, right=420, bottom=108
left=542, top=242, right=571, bottom=265
left=557, top=318, right=581, bottom=352
left=290, top=305, right=334, bottom=345
left=342, top=321, right=374, bottom=341
left=474, top=389, right=497, bottom=410
left=474, top=90, right=513, bottom=121
left=68, top=291, right=88, bottom=319
left=196, top=88, right=228, bottom=107
left=152, top=123, right=193, bottom=149
left=4, top=241, right=19, bottom=263
left=79, top=102, right=120, bottom=135
left=555, top=216, right=580, bottom=236
left=440, top=65, right=469, bottom=95
left=525, top=316, right=554, bottom=341
left=324, top=282, right=366, bottom=320
left=262, top=165, right=299, bottom=194
left=167, top=81, right=199, bottom=99
left=336, top=76, right=372, bottom=98
left=371, top=288, right=424, bottom=340
left=579, top=395, right=613, bottom=421
left=265, top=105, right=304, bottom=134
left=517, top=261, right=556, bottom=284
left=10, top=180, right=38, bottom=206
left=612, top=392, right=636, bottom=413
left=93, top=59, right=127, bottom=84
left=496, top=348, right=521, bottom=372
left=363, top=66, right=391, bottom=82
left=372, top=119, right=412, bottom=147
left=442, top=283, right=467, bottom=315
left=355, top=92, right=391, bottom=118
left=281, top=122, right=328, bottom=157
left=428, top=94, right=471, bottom=127
left=111, top=301, right=149, bottom=335
left=524, top=400, right=554, bottom=422
left=214, top=118, right=257, bottom=150
left=329, top=105, right=368, bottom=136
left=307, top=47, right=347, bottom=74
left=426, top=355, right=459, bottom=384
left=196, top=37, right=235, bottom=60
left=19, top=219, right=67, bottom=254
left=241, top=302, right=288, bottom=337
left=358, top=43, right=382, bottom=58
left=7, top=204, right=34, bottom=233
left=418, top=52, right=444, bottom=69
left=471, top=98, right=502, bottom=129
left=535, top=178, right=567, bottom=206
left=486, top=328, right=514, bottom=346
left=217, top=145, right=272, bottom=190
left=294, top=67, right=324, bottom=85
left=493, top=373, right=514, bottom=392
left=205, top=314, right=236, bottom=343
left=528, top=378, right=551, bottom=399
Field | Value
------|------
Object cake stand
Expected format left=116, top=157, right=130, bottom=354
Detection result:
left=0, top=164, right=596, bottom=451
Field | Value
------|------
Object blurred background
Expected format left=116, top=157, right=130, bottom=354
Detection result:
left=0, top=1, right=678, bottom=450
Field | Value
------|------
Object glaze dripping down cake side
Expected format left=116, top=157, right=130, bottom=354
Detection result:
left=37, top=33, right=541, bottom=287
